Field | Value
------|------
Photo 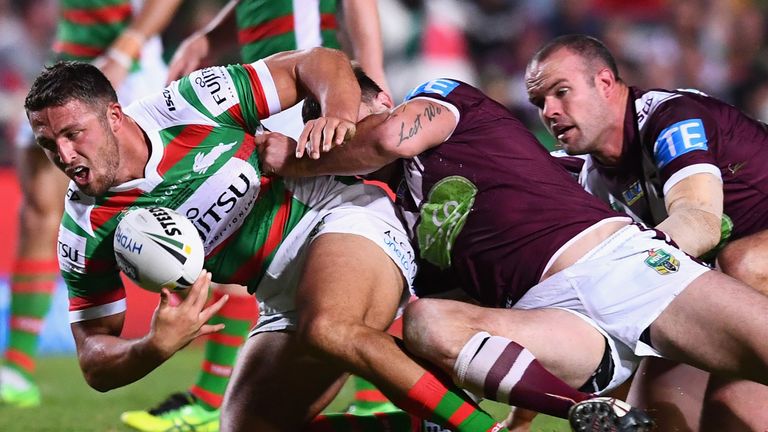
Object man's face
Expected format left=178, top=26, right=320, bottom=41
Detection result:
left=525, top=48, right=612, bottom=155
left=29, top=99, right=120, bottom=196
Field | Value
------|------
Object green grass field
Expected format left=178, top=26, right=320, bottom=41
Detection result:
left=0, top=346, right=569, bottom=431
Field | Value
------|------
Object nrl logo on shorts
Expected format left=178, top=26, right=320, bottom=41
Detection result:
left=644, top=248, right=680, bottom=275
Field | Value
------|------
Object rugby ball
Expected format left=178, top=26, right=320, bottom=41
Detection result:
left=114, top=207, right=205, bottom=292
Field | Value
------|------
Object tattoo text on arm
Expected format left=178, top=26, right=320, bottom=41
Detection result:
left=397, top=102, right=443, bottom=147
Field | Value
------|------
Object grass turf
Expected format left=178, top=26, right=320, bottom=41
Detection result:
left=0, top=346, right=569, bottom=431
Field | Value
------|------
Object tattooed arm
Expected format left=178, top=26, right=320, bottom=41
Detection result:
left=258, top=98, right=457, bottom=177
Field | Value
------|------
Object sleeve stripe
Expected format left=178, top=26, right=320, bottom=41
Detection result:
left=69, top=298, right=126, bottom=323
left=662, top=163, right=722, bottom=195
left=251, top=60, right=282, bottom=116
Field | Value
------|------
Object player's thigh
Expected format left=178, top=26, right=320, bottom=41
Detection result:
left=650, top=270, right=768, bottom=380
left=16, top=145, right=68, bottom=213
left=295, top=232, right=405, bottom=331
left=222, top=331, right=348, bottom=432
left=15, top=145, right=69, bottom=256
left=405, top=299, right=606, bottom=387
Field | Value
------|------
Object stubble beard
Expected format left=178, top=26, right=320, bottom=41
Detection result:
left=83, top=128, right=120, bottom=196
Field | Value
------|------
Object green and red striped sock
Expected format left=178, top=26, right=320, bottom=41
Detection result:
left=2, top=259, right=59, bottom=382
left=189, top=291, right=257, bottom=410
left=398, top=372, right=508, bottom=432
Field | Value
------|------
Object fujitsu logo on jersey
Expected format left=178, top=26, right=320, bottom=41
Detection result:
left=189, top=66, right=237, bottom=117
left=187, top=173, right=250, bottom=236
left=177, top=158, right=260, bottom=251
left=58, top=226, right=87, bottom=274
left=195, top=67, right=228, bottom=106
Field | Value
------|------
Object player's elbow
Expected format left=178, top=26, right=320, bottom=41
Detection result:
left=82, top=370, right=114, bottom=393
left=691, top=209, right=723, bottom=253
left=77, top=345, right=119, bottom=392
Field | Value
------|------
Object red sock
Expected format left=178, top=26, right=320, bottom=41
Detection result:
left=397, top=372, right=507, bottom=432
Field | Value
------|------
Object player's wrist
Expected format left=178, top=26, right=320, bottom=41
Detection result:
left=107, top=29, right=146, bottom=67
left=143, top=329, right=179, bottom=360
left=104, top=48, right=133, bottom=69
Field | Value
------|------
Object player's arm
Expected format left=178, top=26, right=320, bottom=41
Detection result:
left=259, top=98, right=457, bottom=177
left=263, top=47, right=361, bottom=159
left=95, top=0, right=185, bottom=87
left=70, top=271, right=228, bottom=392
left=166, top=0, right=240, bottom=83
left=656, top=172, right=723, bottom=257
left=339, top=0, right=390, bottom=95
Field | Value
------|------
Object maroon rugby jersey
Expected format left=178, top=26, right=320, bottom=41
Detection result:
left=587, top=87, right=768, bottom=240
left=396, top=80, right=620, bottom=307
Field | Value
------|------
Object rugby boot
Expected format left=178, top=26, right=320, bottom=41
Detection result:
left=120, top=391, right=219, bottom=432
left=0, top=367, right=41, bottom=407
left=568, top=396, right=655, bottom=432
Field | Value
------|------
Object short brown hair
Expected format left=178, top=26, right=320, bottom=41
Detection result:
left=302, top=65, right=382, bottom=123
left=25, top=61, right=118, bottom=113
left=529, top=34, right=621, bottom=82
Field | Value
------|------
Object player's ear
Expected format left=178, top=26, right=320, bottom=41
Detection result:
left=595, top=68, right=616, bottom=96
left=376, top=91, right=394, bottom=109
left=106, top=101, right=124, bottom=132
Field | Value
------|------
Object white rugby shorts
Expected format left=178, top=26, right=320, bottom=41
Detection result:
left=514, top=223, right=711, bottom=392
left=251, top=181, right=417, bottom=335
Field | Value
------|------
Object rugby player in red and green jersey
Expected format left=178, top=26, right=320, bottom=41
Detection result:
left=3, top=0, right=183, bottom=411
left=258, top=64, right=768, bottom=431
left=525, top=34, right=768, bottom=431
left=158, top=1, right=400, bottom=425
left=24, top=48, right=513, bottom=432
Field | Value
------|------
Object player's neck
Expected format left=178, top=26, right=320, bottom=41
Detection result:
left=116, top=115, right=151, bottom=184
left=593, top=86, right=628, bottom=166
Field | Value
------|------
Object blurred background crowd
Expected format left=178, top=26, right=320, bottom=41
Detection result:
left=2, top=0, right=768, bottom=165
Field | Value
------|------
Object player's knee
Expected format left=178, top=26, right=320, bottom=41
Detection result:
left=403, top=299, right=450, bottom=360
left=18, top=201, right=63, bottom=238
left=718, top=244, right=767, bottom=289
left=296, top=312, right=348, bottom=355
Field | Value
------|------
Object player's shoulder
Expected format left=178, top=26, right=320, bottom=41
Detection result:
left=633, top=87, right=714, bottom=126
left=403, top=78, right=478, bottom=102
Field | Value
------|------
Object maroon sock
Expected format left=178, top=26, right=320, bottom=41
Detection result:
left=454, top=332, right=594, bottom=418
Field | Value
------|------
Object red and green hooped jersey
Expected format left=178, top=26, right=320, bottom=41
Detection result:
left=60, top=60, right=356, bottom=323
left=53, top=0, right=133, bottom=61
left=236, top=0, right=340, bottom=63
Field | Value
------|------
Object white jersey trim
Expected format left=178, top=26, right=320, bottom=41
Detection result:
left=662, top=163, right=722, bottom=195
left=69, top=298, right=126, bottom=323
left=635, top=90, right=682, bottom=132
left=252, top=60, right=282, bottom=116
left=540, top=216, right=634, bottom=280
left=408, top=96, right=460, bottom=141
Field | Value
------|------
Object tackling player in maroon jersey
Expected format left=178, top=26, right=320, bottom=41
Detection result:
left=526, top=34, right=768, bottom=432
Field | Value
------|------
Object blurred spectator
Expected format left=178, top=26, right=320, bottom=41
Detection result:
left=379, top=0, right=477, bottom=102
left=0, top=0, right=57, bottom=166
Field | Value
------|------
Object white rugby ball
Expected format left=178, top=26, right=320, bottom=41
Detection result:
left=114, top=207, right=205, bottom=292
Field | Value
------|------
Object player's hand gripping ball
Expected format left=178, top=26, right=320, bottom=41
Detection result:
left=114, top=207, right=205, bottom=292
